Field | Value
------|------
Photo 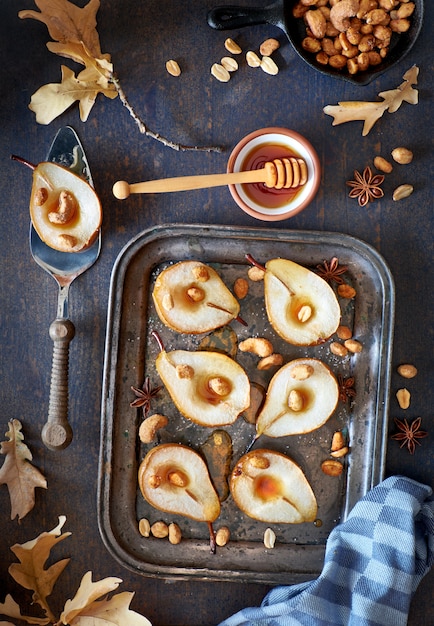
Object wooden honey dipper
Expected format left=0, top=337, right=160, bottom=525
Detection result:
left=113, top=157, right=308, bottom=199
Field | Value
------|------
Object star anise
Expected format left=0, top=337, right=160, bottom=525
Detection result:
left=338, top=374, right=357, bottom=404
left=347, top=166, right=384, bottom=207
left=316, top=257, right=348, bottom=285
left=391, top=417, right=428, bottom=454
left=130, top=376, right=162, bottom=417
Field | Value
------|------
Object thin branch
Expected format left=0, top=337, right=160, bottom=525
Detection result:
left=110, top=73, right=223, bottom=153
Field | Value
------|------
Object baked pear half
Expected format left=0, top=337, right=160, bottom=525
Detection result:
left=256, top=358, right=339, bottom=438
left=152, top=261, right=240, bottom=334
left=156, top=349, right=250, bottom=427
left=30, top=161, right=102, bottom=252
left=138, top=444, right=221, bottom=523
left=230, top=449, right=317, bottom=524
left=263, top=258, right=340, bottom=345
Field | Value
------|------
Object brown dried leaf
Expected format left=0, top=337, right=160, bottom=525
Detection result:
left=8, top=516, right=71, bottom=622
left=0, top=594, right=48, bottom=625
left=323, top=66, right=419, bottom=136
left=60, top=572, right=152, bottom=626
left=0, top=419, right=47, bottom=521
left=18, top=0, right=103, bottom=58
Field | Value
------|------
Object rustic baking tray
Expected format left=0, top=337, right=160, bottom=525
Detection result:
left=98, top=224, right=394, bottom=584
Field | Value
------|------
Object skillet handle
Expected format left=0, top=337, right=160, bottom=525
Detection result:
left=207, top=5, right=269, bottom=29
left=41, top=318, right=75, bottom=451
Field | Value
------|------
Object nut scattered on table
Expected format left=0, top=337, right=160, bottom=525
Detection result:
left=397, top=363, right=417, bottom=379
left=260, top=56, right=279, bottom=76
left=211, top=63, right=231, bottom=82
left=165, top=60, right=181, bottom=77
left=264, top=527, right=276, bottom=549
left=391, top=147, right=413, bottom=164
left=396, top=388, right=411, bottom=409
left=259, top=38, right=280, bottom=56
left=246, top=51, right=261, bottom=68
left=393, top=184, right=413, bottom=201
left=221, top=56, right=239, bottom=72
left=224, top=37, right=242, bottom=54
left=374, top=156, right=393, bottom=173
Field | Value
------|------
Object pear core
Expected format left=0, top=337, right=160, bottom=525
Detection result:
left=138, top=444, right=221, bottom=522
left=30, top=162, right=102, bottom=252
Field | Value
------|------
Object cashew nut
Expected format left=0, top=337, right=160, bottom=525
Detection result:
left=330, top=0, right=360, bottom=32
left=48, top=189, right=77, bottom=224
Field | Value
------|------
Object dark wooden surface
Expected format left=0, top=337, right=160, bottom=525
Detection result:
left=1, top=1, right=433, bottom=624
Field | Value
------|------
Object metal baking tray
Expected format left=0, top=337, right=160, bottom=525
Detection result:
left=98, top=224, right=394, bottom=584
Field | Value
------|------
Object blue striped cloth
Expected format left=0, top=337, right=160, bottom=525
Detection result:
left=218, top=476, right=434, bottom=626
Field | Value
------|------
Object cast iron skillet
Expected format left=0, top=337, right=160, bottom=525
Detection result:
left=207, top=0, right=424, bottom=86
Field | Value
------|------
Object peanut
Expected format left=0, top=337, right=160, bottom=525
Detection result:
left=321, top=459, right=343, bottom=476
left=162, top=293, right=174, bottom=311
left=336, top=325, right=352, bottom=340
left=397, top=363, right=417, bottom=379
left=264, top=527, right=276, bottom=549
left=215, top=526, right=231, bottom=547
left=288, top=389, right=304, bottom=412
left=187, top=286, right=205, bottom=302
left=233, top=277, right=249, bottom=299
left=192, top=265, right=209, bottom=281
left=330, top=342, right=349, bottom=357
left=344, top=338, right=363, bottom=353
left=224, top=38, right=242, bottom=54
left=249, top=454, right=270, bottom=469
left=392, top=184, right=413, bottom=201
left=176, top=363, right=194, bottom=379
left=208, top=376, right=231, bottom=396
left=138, top=518, right=151, bottom=537
left=260, top=56, right=279, bottom=75
left=291, top=363, right=314, bottom=380
left=165, top=60, right=181, bottom=76
left=391, top=147, right=413, bottom=164
left=331, top=430, right=345, bottom=452
left=221, top=56, right=239, bottom=72
left=247, top=265, right=265, bottom=281
left=211, top=63, right=231, bottom=82
left=168, top=522, right=182, bottom=544
left=151, top=521, right=169, bottom=538
left=338, top=283, right=356, bottom=298
left=374, top=156, right=393, bottom=173
left=168, top=470, right=188, bottom=487
left=297, top=304, right=312, bottom=322
left=396, top=388, right=411, bottom=409
left=246, top=51, right=261, bottom=67
left=331, top=446, right=349, bottom=458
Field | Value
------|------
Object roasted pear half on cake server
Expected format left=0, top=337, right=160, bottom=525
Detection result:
left=230, top=449, right=317, bottom=524
left=262, top=258, right=341, bottom=346
left=155, top=347, right=250, bottom=427
left=256, top=358, right=339, bottom=438
left=152, top=261, right=240, bottom=334
left=138, top=443, right=221, bottom=551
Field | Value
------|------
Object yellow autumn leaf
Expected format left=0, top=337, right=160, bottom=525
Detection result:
left=18, top=0, right=103, bottom=59
left=60, top=571, right=123, bottom=624
left=67, top=590, right=153, bottom=626
left=0, top=419, right=47, bottom=521
left=8, top=516, right=71, bottom=623
left=29, top=65, right=117, bottom=124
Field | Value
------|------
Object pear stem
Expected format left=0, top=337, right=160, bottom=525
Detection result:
left=208, top=522, right=217, bottom=554
left=151, top=330, right=165, bottom=352
left=245, top=254, right=266, bottom=273
left=206, top=302, right=247, bottom=326
left=11, top=154, right=36, bottom=170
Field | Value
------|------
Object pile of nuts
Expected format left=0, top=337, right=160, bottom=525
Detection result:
left=293, top=0, right=415, bottom=76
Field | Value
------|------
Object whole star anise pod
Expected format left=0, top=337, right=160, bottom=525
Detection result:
left=338, top=374, right=356, bottom=404
left=316, top=257, right=348, bottom=285
left=347, top=166, right=384, bottom=207
left=391, top=417, right=428, bottom=454
left=130, top=376, right=162, bottom=417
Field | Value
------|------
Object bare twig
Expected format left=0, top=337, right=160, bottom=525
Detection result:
left=111, top=73, right=223, bottom=153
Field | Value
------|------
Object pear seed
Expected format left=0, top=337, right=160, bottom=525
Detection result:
left=297, top=304, right=312, bottom=323
left=288, top=389, right=304, bottom=412
left=264, top=528, right=276, bottom=549
left=208, top=376, right=232, bottom=396
left=187, top=286, right=205, bottom=302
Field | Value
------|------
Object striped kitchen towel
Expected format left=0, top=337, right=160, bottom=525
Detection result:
left=218, top=476, right=434, bottom=626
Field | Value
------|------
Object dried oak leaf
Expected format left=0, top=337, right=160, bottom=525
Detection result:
left=18, top=0, right=104, bottom=58
left=0, top=419, right=47, bottom=521
left=323, top=66, right=419, bottom=136
left=7, top=516, right=71, bottom=623
left=60, top=571, right=152, bottom=626
left=0, top=593, right=48, bottom=625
